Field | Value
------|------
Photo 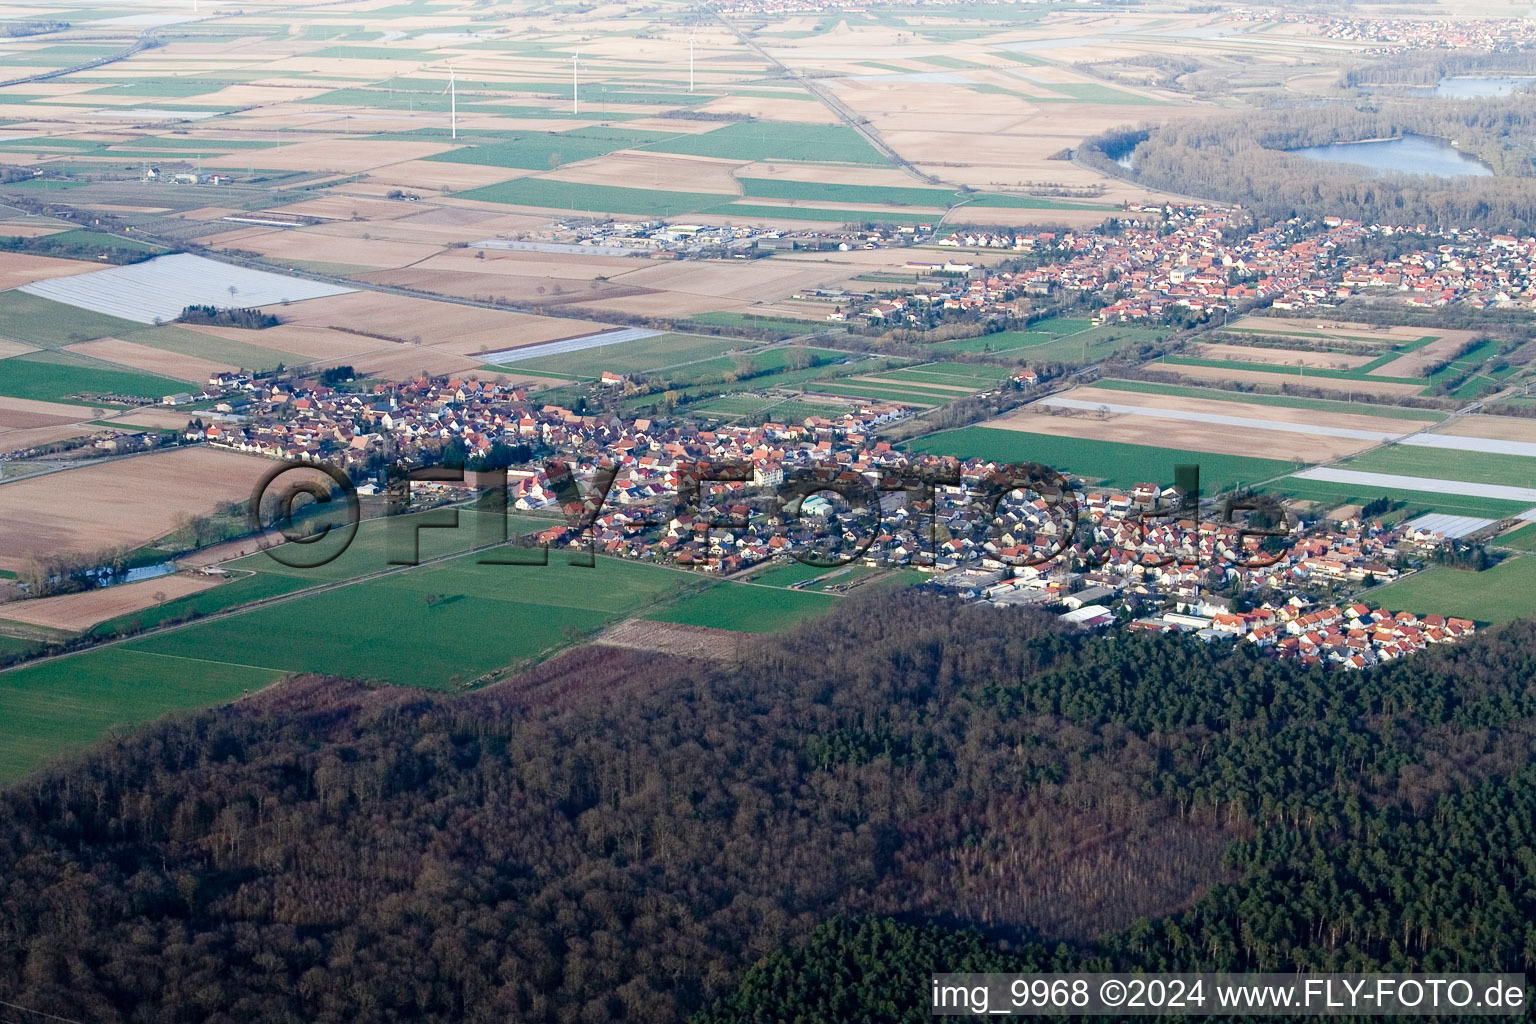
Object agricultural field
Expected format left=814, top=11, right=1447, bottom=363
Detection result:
left=1262, top=476, right=1534, bottom=522
left=125, top=551, right=687, bottom=687
left=1334, top=445, right=1536, bottom=489
left=1365, top=558, right=1536, bottom=626
left=990, top=383, right=1410, bottom=464
left=905, top=426, right=1294, bottom=493
left=806, top=360, right=1010, bottom=407
left=499, top=331, right=753, bottom=379
left=0, top=350, right=180, bottom=403
left=0, top=447, right=271, bottom=573
left=1086, top=379, right=1446, bottom=422
left=646, top=578, right=839, bottom=633
left=1152, top=320, right=1507, bottom=399
left=935, top=320, right=1166, bottom=363
left=0, top=649, right=282, bottom=783
left=0, top=291, right=142, bottom=346
left=0, top=512, right=848, bottom=779
left=686, top=311, right=830, bottom=336
left=19, top=253, right=356, bottom=325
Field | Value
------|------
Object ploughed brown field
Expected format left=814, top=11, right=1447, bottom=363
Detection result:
left=0, top=447, right=271, bottom=573
left=0, top=573, right=224, bottom=632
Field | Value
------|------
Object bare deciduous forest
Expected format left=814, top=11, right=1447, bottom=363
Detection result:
left=1086, top=98, right=1536, bottom=231
left=2, top=594, right=1536, bottom=1023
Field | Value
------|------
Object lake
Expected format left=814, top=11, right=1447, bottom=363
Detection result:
left=1437, top=76, right=1536, bottom=99
left=1289, top=134, right=1493, bottom=178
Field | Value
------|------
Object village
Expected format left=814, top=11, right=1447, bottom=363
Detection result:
left=162, top=358, right=1481, bottom=670
left=922, top=206, right=1536, bottom=326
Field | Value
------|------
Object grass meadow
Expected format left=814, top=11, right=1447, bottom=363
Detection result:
left=905, top=426, right=1295, bottom=492
left=1366, top=557, right=1536, bottom=625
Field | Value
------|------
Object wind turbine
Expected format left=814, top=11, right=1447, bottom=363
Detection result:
left=688, top=28, right=696, bottom=93
left=441, top=64, right=456, bottom=139
left=570, top=52, right=581, bottom=115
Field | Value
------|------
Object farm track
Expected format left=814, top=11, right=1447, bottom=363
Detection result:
left=708, top=10, right=951, bottom=191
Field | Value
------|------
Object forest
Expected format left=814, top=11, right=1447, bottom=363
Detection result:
left=178, top=305, right=281, bottom=329
left=1, top=593, right=1535, bottom=1022
left=1085, top=97, right=1536, bottom=231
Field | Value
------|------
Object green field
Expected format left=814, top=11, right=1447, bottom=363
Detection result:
left=877, top=361, right=1012, bottom=388
left=649, top=345, right=846, bottom=385
left=1337, top=445, right=1536, bottom=489
left=1160, top=355, right=1424, bottom=387
left=88, top=571, right=318, bottom=638
left=1365, top=557, right=1536, bottom=625
left=1263, top=478, right=1531, bottom=520
left=646, top=121, right=889, bottom=164
left=126, top=552, right=687, bottom=686
left=125, top=324, right=302, bottom=372
left=0, top=518, right=857, bottom=781
left=1496, top=522, right=1536, bottom=552
left=647, top=579, right=839, bottom=632
left=0, top=351, right=179, bottom=403
left=739, top=177, right=953, bottom=208
left=500, top=333, right=755, bottom=378
left=425, top=126, right=677, bottom=170
left=691, top=394, right=856, bottom=421
left=456, top=178, right=738, bottom=216
left=0, top=635, right=44, bottom=659
left=934, top=321, right=1165, bottom=362
left=0, top=290, right=143, bottom=345
left=687, top=311, right=831, bottom=336
left=711, top=203, right=938, bottom=226
left=0, top=549, right=685, bottom=781
left=745, top=561, right=888, bottom=592
left=0, top=648, right=281, bottom=782
left=810, top=380, right=943, bottom=406
left=1087, top=379, right=1446, bottom=421
left=906, top=426, right=1294, bottom=491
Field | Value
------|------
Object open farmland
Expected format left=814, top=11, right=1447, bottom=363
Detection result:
left=496, top=331, right=750, bottom=378
left=905, top=426, right=1293, bottom=493
left=936, top=320, right=1166, bottom=362
left=0, top=251, right=101, bottom=291
left=1185, top=341, right=1374, bottom=371
left=646, top=579, right=839, bottom=633
left=0, top=291, right=142, bottom=346
left=1333, top=445, right=1536, bottom=489
left=1264, top=476, right=1532, bottom=521
left=0, top=573, right=225, bottom=632
left=1363, top=557, right=1536, bottom=626
left=0, top=649, right=281, bottom=783
left=1281, top=467, right=1536, bottom=514
left=809, top=361, right=1009, bottom=407
left=0, top=447, right=270, bottom=573
left=0, top=351, right=180, bottom=403
left=1029, top=387, right=1416, bottom=461
left=19, top=253, right=355, bottom=324
left=1087, top=380, right=1446, bottom=422
left=1431, top=415, right=1536, bottom=444
left=981, top=380, right=1393, bottom=463
left=0, top=524, right=840, bottom=780
left=65, top=337, right=234, bottom=383
left=1143, top=360, right=1431, bottom=398
left=125, top=551, right=688, bottom=687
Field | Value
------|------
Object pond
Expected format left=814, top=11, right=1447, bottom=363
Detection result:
left=1437, top=76, right=1536, bottom=99
left=1288, top=133, right=1493, bottom=178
